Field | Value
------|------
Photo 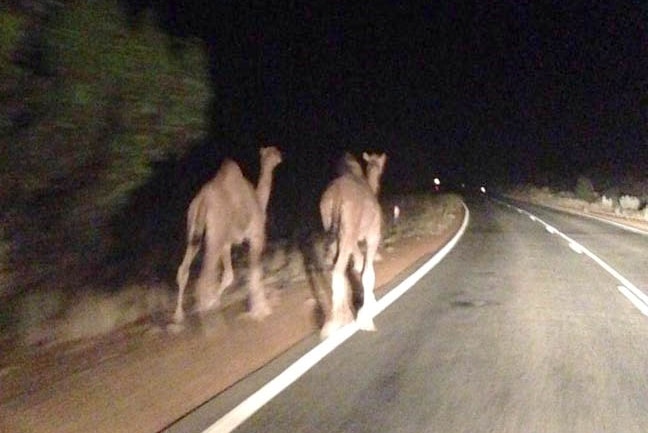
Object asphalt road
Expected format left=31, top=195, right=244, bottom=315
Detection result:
left=169, top=193, right=648, bottom=433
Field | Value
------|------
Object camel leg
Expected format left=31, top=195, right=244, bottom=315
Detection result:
left=321, top=238, right=354, bottom=338
left=194, top=229, right=222, bottom=312
left=324, top=238, right=338, bottom=266
left=247, top=231, right=271, bottom=320
left=213, top=243, right=234, bottom=307
left=357, top=234, right=379, bottom=331
left=351, top=244, right=364, bottom=274
left=174, top=241, right=200, bottom=323
left=323, top=233, right=362, bottom=271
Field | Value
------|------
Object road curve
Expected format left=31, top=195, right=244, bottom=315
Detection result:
left=170, top=193, right=648, bottom=433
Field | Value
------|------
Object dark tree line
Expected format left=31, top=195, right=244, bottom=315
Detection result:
left=0, top=1, right=211, bottom=297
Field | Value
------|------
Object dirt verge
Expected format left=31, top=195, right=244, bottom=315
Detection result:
left=0, top=201, right=465, bottom=433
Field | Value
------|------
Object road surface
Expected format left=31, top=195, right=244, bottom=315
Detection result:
left=169, top=193, right=648, bottom=433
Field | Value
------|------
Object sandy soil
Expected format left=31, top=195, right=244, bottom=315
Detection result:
left=0, top=197, right=465, bottom=433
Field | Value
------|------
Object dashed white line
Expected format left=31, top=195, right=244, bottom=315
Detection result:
left=545, top=225, right=557, bottom=234
left=495, top=198, right=648, bottom=317
left=568, top=241, right=584, bottom=254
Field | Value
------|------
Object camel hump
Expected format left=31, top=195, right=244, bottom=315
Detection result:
left=210, top=159, right=253, bottom=194
left=320, top=174, right=374, bottom=232
left=218, top=159, right=245, bottom=181
left=337, top=152, right=363, bottom=178
left=336, top=173, right=374, bottom=197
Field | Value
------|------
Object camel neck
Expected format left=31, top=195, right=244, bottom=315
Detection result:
left=256, top=165, right=275, bottom=211
left=366, top=169, right=382, bottom=196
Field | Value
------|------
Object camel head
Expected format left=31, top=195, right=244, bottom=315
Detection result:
left=362, top=152, right=387, bottom=176
left=362, top=152, right=387, bottom=194
left=260, top=146, right=282, bottom=171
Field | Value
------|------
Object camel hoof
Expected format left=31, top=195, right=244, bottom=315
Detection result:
left=357, top=318, right=376, bottom=332
left=197, top=297, right=221, bottom=313
left=320, top=320, right=343, bottom=339
left=356, top=309, right=376, bottom=332
left=167, top=322, right=185, bottom=334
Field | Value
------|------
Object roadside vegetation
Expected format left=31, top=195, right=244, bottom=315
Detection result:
left=1, top=1, right=209, bottom=346
left=504, top=175, right=648, bottom=223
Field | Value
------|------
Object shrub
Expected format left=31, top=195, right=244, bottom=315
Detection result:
left=574, top=176, right=597, bottom=202
left=619, top=195, right=641, bottom=211
left=601, top=195, right=615, bottom=209
left=1, top=1, right=209, bottom=291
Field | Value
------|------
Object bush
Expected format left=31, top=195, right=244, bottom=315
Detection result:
left=1, top=1, right=209, bottom=292
left=619, top=195, right=641, bottom=211
left=601, top=195, right=615, bottom=209
left=574, top=176, right=597, bottom=202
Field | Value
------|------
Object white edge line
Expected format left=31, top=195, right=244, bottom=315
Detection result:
left=618, top=286, right=648, bottom=316
left=204, top=202, right=471, bottom=433
left=584, top=213, right=648, bottom=235
left=493, top=198, right=648, bottom=315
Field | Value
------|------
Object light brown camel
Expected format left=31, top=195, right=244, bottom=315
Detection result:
left=174, top=146, right=282, bottom=323
left=319, top=151, right=387, bottom=338
left=322, top=152, right=366, bottom=266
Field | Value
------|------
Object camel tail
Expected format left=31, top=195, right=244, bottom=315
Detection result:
left=174, top=193, right=207, bottom=323
left=186, top=195, right=207, bottom=245
left=320, top=187, right=343, bottom=233
left=320, top=190, right=334, bottom=232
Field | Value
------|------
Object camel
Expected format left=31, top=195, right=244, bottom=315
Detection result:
left=322, top=152, right=366, bottom=265
left=319, top=151, right=387, bottom=338
left=174, top=146, right=282, bottom=323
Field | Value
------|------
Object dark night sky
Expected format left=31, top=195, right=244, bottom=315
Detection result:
left=147, top=1, right=646, bottom=193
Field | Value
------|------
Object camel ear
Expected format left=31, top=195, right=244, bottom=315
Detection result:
left=379, top=154, right=387, bottom=165
left=362, top=152, right=369, bottom=162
